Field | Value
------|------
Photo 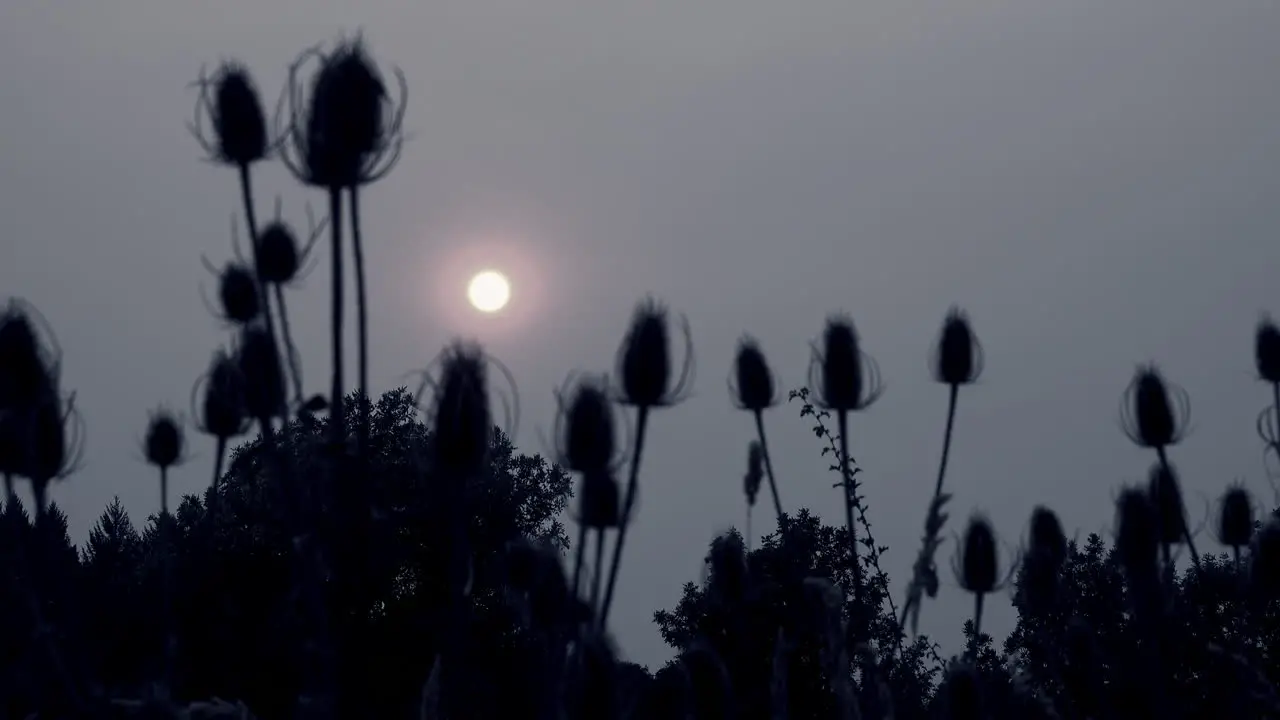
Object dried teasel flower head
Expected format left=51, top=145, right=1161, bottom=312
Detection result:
left=193, top=349, right=250, bottom=440
left=615, top=297, right=694, bottom=408
left=730, top=335, right=777, bottom=412
left=280, top=37, right=407, bottom=189
left=428, top=342, right=492, bottom=477
left=706, top=531, right=748, bottom=601
left=192, top=62, right=269, bottom=166
left=1256, top=315, right=1280, bottom=384
left=810, top=315, right=883, bottom=412
left=23, top=380, right=84, bottom=516
left=144, top=409, right=184, bottom=470
left=1020, top=506, right=1067, bottom=614
left=1216, top=483, right=1254, bottom=549
left=503, top=537, right=570, bottom=628
left=743, top=440, right=763, bottom=507
left=955, top=513, right=999, bottom=595
left=1027, top=505, right=1067, bottom=570
left=1115, top=486, right=1159, bottom=593
left=1120, top=364, right=1190, bottom=450
left=218, top=263, right=260, bottom=325
left=554, top=374, right=620, bottom=475
left=580, top=472, right=621, bottom=530
left=236, top=324, right=286, bottom=422
left=932, top=306, right=984, bottom=386
left=256, top=221, right=301, bottom=285
left=1147, top=462, right=1189, bottom=546
left=0, top=299, right=61, bottom=407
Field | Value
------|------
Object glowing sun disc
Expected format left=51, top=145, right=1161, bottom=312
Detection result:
left=467, top=270, right=511, bottom=313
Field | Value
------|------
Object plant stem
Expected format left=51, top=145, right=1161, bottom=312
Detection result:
left=274, top=285, right=304, bottom=406
left=971, top=592, right=985, bottom=657
left=753, top=410, right=784, bottom=525
left=327, top=187, right=345, bottom=444
left=350, top=187, right=370, bottom=460
left=211, top=437, right=226, bottom=492
left=572, top=514, right=588, bottom=598
left=933, top=384, right=959, bottom=500
left=592, top=528, right=606, bottom=615
left=837, top=410, right=863, bottom=613
left=599, top=405, right=650, bottom=630
left=1156, top=446, right=1201, bottom=571
left=237, top=164, right=279, bottom=353
left=3, top=473, right=12, bottom=507
left=160, top=466, right=169, bottom=517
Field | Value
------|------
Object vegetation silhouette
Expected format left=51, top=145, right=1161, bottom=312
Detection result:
left=1, top=30, right=1279, bottom=720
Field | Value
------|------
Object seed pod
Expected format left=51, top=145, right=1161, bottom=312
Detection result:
left=199, top=349, right=249, bottom=439
left=211, top=64, right=267, bottom=165
left=431, top=343, right=491, bottom=477
left=236, top=325, right=286, bottom=422
left=257, top=221, right=300, bottom=285
left=813, top=316, right=882, bottom=412
left=1256, top=316, right=1280, bottom=384
left=1147, top=463, right=1188, bottom=546
left=560, top=377, right=615, bottom=474
left=144, top=410, right=184, bottom=470
left=958, top=514, right=998, bottom=595
left=219, top=263, right=260, bottom=324
left=618, top=299, right=673, bottom=407
left=580, top=472, right=620, bottom=530
left=1028, top=505, right=1067, bottom=570
left=933, top=307, right=983, bottom=386
left=1217, top=484, right=1254, bottom=549
left=732, top=336, right=776, bottom=411
left=1120, top=365, right=1189, bottom=449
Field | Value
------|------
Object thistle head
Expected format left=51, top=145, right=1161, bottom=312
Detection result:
left=555, top=375, right=618, bottom=475
left=580, top=472, right=620, bottom=530
left=256, top=221, right=301, bottom=285
left=218, top=263, right=260, bottom=325
left=810, top=315, right=883, bottom=412
left=955, top=513, right=999, bottom=595
left=1115, top=486, right=1160, bottom=595
left=1027, top=505, right=1067, bottom=570
left=144, top=409, right=184, bottom=470
left=731, top=336, right=777, bottom=411
left=0, top=299, right=60, bottom=408
left=1120, top=365, right=1189, bottom=449
left=236, top=325, right=286, bottom=422
left=933, top=306, right=983, bottom=386
left=430, top=342, right=492, bottom=477
left=1216, top=483, right=1254, bottom=549
left=194, top=349, right=250, bottom=440
left=743, top=441, right=763, bottom=507
left=706, top=531, right=748, bottom=602
left=1256, top=315, right=1280, bottom=384
left=193, top=62, right=269, bottom=166
left=1147, top=462, right=1189, bottom=546
left=1020, top=506, right=1067, bottom=614
left=615, top=297, right=694, bottom=408
left=280, top=37, right=407, bottom=189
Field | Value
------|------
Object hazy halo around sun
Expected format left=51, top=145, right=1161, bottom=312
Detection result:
left=467, top=269, right=511, bottom=313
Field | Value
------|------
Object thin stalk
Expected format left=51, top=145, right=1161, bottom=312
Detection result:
left=273, top=285, right=304, bottom=406
left=327, top=187, right=346, bottom=443
left=971, top=592, right=985, bottom=657
left=237, top=165, right=279, bottom=352
left=591, top=528, right=606, bottom=615
left=746, top=504, right=753, bottom=553
left=160, top=466, right=176, bottom=699
left=211, top=437, right=226, bottom=491
left=837, top=410, right=863, bottom=611
left=160, top=466, right=169, bottom=517
left=753, top=410, right=784, bottom=525
left=350, top=187, right=370, bottom=459
left=933, top=384, right=959, bottom=500
left=1156, top=446, right=1201, bottom=571
left=599, top=405, right=650, bottom=629
left=572, top=516, right=588, bottom=598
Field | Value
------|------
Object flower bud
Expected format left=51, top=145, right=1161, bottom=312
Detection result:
left=957, top=514, right=998, bottom=595
left=933, top=307, right=983, bottom=386
left=431, top=343, right=491, bottom=477
left=1120, top=365, right=1189, bottom=449
left=814, top=316, right=882, bottom=412
left=560, top=377, right=615, bottom=474
left=732, top=336, right=776, bottom=411
left=200, top=349, right=249, bottom=439
left=237, top=325, right=286, bottom=422
left=1217, top=484, right=1254, bottom=549
left=580, top=472, right=620, bottom=529
left=1256, top=316, right=1280, bottom=384
left=1148, top=463, right=1189, bottom=546
left=144, top=410, right=183, bottom=470
left=257, top=221, right=300, bottom=285
left=219, top=263, right=260, bottom=324
left=618, top=299, right=673, bottom=407
left=204, top=63, right=268, bottom=166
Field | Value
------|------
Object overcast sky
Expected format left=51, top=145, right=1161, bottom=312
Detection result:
left=3, top=0, right=1280, bottom=671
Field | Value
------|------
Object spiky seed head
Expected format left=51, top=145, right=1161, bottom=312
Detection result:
left=0, top=304, right=54, bottom=408
left=743, top=441, right=763, bottom=507
left=256, top=222, right=300, bottom=285
left=1147, top=463, right=1188, bottom=545
left=618, top=299, right=672, bottom=407
left=298, top=40, right=393, bottom=188
left=202, top=350, right=249, bottom=439
left=144, top=410, right=183, bottom=470
left=207, top=63, right=268, bottom=166
left=562, top=378, right=615, bottom=474
left=431, top=343, right=491, bottom=477
left=1121, top=365, right=1189, bottom=449
left=814, top=316, right=882, bottom=412
left=1249, top=518, right=1280, bottom=606
left=1218, top=484, right=1254, bottom=549
left=580, top=472, right=620, bottom=529
left=24, top=385, right=67, bottom=484
left=1256, top=317, right=1280, bottom=384
left=219, top=264, right=260, bottom=324
left=707, top=532, right=748, bottom=601
left=1028, top=505, right=1067, bottom=570
left=733, top=336, right=775, bottom=411
left=504, top=538, right=569, bottom=628
left=1115, top=486, right=1159, bottom=590
left=958, top=514, right=998, bottom=595
left=236, top=326, right=286, bottom=422
left=934, top=307, right=982, bottom=386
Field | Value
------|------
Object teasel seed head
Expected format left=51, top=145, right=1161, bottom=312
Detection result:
left=730, top=335, right=777, bottom=412
left=933, top=306, right=984, bottom=386
left=257, top=221, right=301, bottom=285
left=1147, top=462, right=1189, bottom=546
left=1120, top=364, right=1190, bottom=450
left=555, top=375, right=618, bottom=475
left=956, top=513, right=999, bottom=595
left=615, top=297, right=694, bottom=408
left=1216, top=484, right=1254, bottom=549
left=236, top=325, right=286, bottom=422
left=1028, top=505, right=1067, bottom=570
left=219, top=263, right=260, bottom=325
left=144, top=409, right=184, bottom=470
left=503, top=537, right=570, bottom=629
left=1115, top=486, right=1160, bottom=602
left=192, top=62, right=269, bottom=166
left=194, top=349, right=250, bottom=440
left=1256, top=316, right=1280, bottom=384
left=810, top=315, right=883, bottom=412
left=1019, top=506, right=1068, bottom=613
left=23, top=380, right=84, bottom=515
left=580, top=471, right=621, bottom=530
left=707, top=531, right=748, bottom=602
left=430, top=342, right=492, bottom=478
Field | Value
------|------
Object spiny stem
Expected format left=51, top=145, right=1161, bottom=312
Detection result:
left=971, top=592, right=985, bottom=657
left=753, top=410, right=785, bottom=526
left=1156, top=446, right=1201, bottom=571
left=837, top=410, right=863, bottom=613
left=592, top=528, right=606, bottom=616
left=160, top=465, right=169, bottom=517
left=599, top=405, right=650, bottom=630
left=237, top=164, right=280, bottom=355
left=933, top=384, right=959, bottom=500
left=350, top=186, right=370, bottom=460
left=572, top=516, right=588, bottom=598
left=274, top=284, right=304, bottom=406
left=327, top=187, right=346, bottom=443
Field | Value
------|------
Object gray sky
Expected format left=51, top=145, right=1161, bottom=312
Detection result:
left=3, top=0, right=1280, bottom=671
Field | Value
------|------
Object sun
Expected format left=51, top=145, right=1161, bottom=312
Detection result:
left=467, top=270, right=511, bottom=313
